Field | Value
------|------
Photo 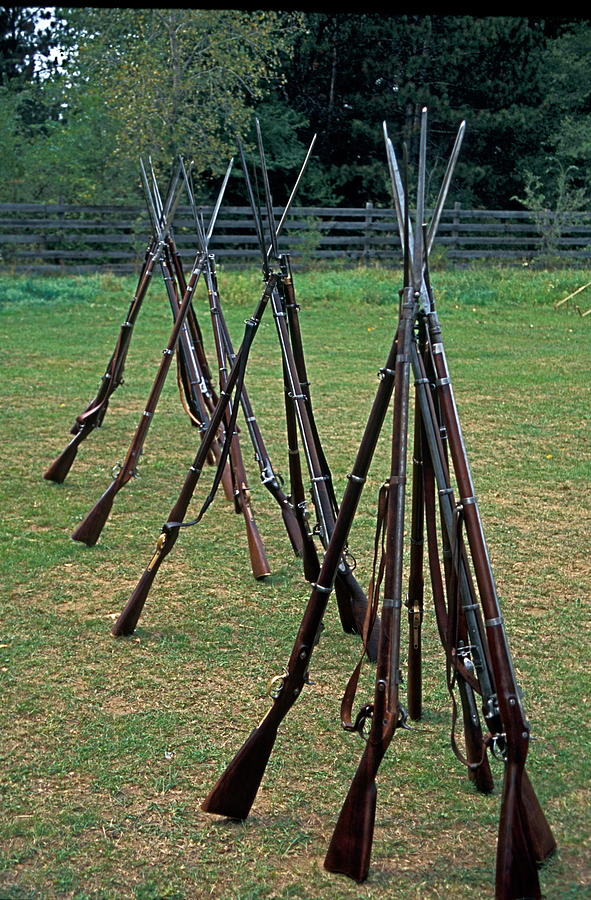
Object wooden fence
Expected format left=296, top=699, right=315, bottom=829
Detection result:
left=1, top=202, right=591, bottom=274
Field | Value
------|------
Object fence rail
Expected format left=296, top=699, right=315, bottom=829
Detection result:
left=1, top=202, right=590, bottom=273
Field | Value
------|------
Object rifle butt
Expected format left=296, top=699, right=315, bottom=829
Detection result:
left=201, top=717, right=279, bottom=820
left=71, top=485, right=116, bottom=546
left=112, top=566, right=158, bottom=636
left=245, top=516, right=271, bottom=580
left=521, top=768, right=556, bottom=863
left=333, top=575, right=357, bottom=634
left=324, top=763, right=378, bottom=883
left=336, top=570, right=380, bottom=664
left=495, top=762, right=542, bottom=900
left=44, top=439, right=80, bottom=484
left=220, top=458, right=234, bottom=502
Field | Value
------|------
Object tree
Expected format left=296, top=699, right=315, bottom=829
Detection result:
left=51, top=8, right=304, bottom=197
left=258, top=15, right=577, bottom=208
left=0, top=6, right=57, bottom=86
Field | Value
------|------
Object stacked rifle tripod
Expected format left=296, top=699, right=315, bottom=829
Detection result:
left=43, top=111, right=556, bottom=898
left=199, top=111, right=556, bottom=900
left=44, top=122, right=378, bottom=650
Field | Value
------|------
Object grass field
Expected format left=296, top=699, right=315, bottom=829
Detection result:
left=0, top=264, right=590, bottom=899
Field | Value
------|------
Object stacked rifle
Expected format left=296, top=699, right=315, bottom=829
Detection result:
left=43, top=111, right=556, bottom=898
left=199, top=110, right=556, bottom=899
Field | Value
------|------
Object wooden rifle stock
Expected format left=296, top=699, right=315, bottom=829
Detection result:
left=43, top=429, right=87, bottom=484
left=112, top=277, right=278, bottom=634
left=202, top=332, right=399, bottom=822
left=71, top=480, right=118, bottom=547
left=112, top=525, right=179, bottom=636
left=72, top=254, right=207, bottom=545
left=323, top=741, right=383, bottom=882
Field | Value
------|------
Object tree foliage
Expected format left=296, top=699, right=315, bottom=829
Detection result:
left=0, top=10, right=590, bottom=209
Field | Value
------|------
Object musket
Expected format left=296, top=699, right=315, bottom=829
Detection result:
left=43, top=161, right=185, bottom=484
left=201, top=323, right=400, bottom=822
left=424, top=294, right=556, bottom=897
left=71, top=161, right=233, bottom=547
left=387, top=123, right=556, bottom=890
left=206, top=250, right=304, bottom=557
left=182, top=162, right=301, bottom=555
left=146, top=160, right=234, bottom=502
left=111, top=273, right=279, bottom=636
left=111, top=132, right=318, bottom=634
left=199, top=221, right=270, bottom=580
left=324, top=120, right=425, bottom=882
left=252, top=122, right=377, bottom=652
left=406, top=363, right=425, bottom=721
left=385, top=121, right=499, bottom=781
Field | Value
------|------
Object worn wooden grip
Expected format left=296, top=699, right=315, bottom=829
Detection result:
left=496, top=763, right=542, bottom=899
left=201, top=717, right=279, bottom=821
left=71, top=485, right=116, bottom=546
left=324, top=758, right=378, bottom=884
left=44, top=438, right=81, bottom=484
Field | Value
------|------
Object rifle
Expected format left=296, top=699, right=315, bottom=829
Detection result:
left=201, top=327, right=400, bottom=821
left=43, top=162, right=185, bottom=484
left=324, top=123, right=425, bottom=882
left=394, top=119, right=555, bottom=892
left=182, top=165, right=301, bottom=557
left=111, top=128, right=317, bottom=635
left=111, top=273, right=279, bottom=636
left=385, top=121, right=498, bottom=792
left=207, top=249, right=304, bottom=557
left=71, top=160, right=233, bottom=547
left=201, top=241, right=270, bottom=580
left=145, top=159, right=234, bottom=502
left=425, top=297, right=556, bottom=896
left=250, top=121, right=378, bottom=655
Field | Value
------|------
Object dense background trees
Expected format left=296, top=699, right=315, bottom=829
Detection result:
left=1, top=9, right=590, bottom=210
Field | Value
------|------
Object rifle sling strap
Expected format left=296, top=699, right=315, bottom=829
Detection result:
left=423, top=440, right=487, bottom=771
left=164, top=338, right=248, bottom=533
left=340, top=480, right=389, bottom=735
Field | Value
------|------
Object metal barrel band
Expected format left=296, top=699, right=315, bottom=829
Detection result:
left=312, top=581, right=332, bottom=594
left=347, top=473, right=366, bottom=484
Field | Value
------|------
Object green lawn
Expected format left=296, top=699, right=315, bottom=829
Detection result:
left=0, top=264, right=589, bottom=899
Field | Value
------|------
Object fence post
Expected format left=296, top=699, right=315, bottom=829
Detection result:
left=363, top=201, right=374, bottom=264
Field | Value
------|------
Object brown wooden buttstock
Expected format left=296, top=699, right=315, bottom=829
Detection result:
left=456, top=678, right=494, bottom=794
left=324, top=758, right=378, bottom=884
left=336, top=570, right=380, bottom=663
left=44, top=439, right=80, bottom=484
left=111, top=566, right=158, bottom=636
left=244, top=512, right=271, bottom=580
left=201, top=718, right=279, bottom=821
left=281, top=503, right=304, bottom=557
left=71, top=485, right=115, bottom=546
left=521, top=768, right=556, bottom=863
left=496, top=763, right=542, bottom=900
